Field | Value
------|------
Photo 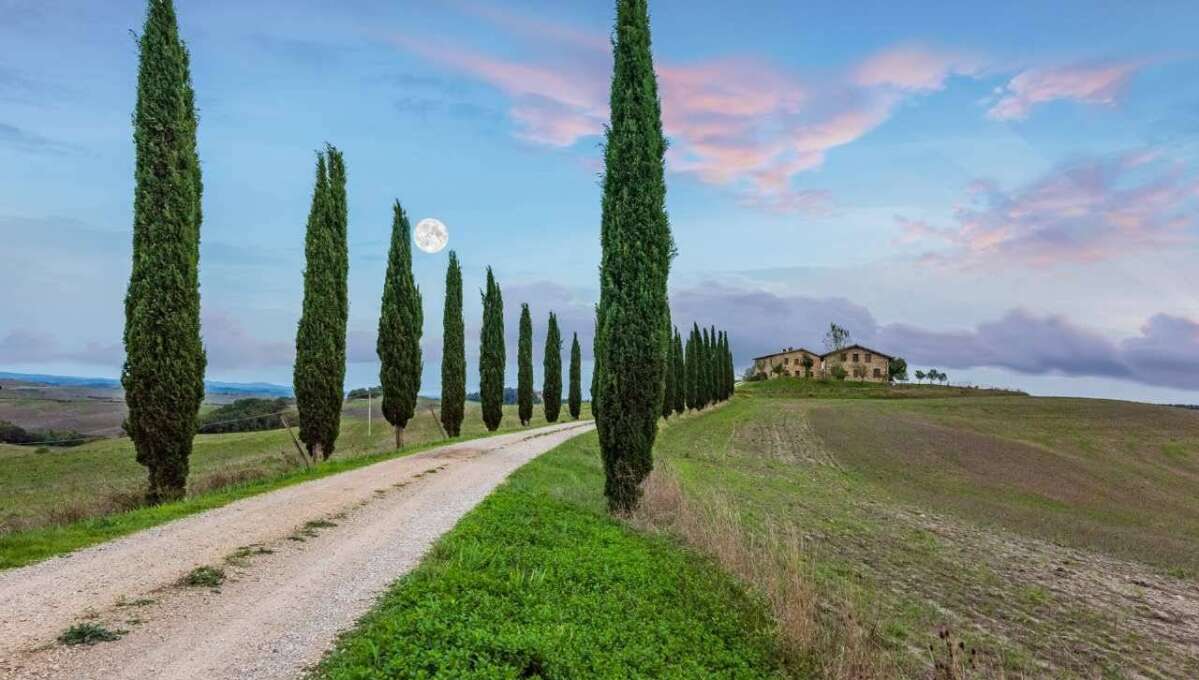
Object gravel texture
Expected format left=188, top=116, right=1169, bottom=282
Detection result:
left=0, top=421, right=593, bottom=679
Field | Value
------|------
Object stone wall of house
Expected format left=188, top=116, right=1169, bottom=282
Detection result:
left=753, top=349, right=820, bottom=378
left=821, top=347, right=890, bottom=382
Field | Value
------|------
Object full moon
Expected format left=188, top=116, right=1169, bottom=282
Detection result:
left=414, top=218, right=449, bottom=254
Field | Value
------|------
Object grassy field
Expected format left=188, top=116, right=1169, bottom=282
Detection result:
left=744, top=376, right=1023, bottom=400
left=316, top=428, right=785, bottom=679
left=647, top=384, right=1199, bottom=677
left=0, top=400, right=590, bottom=569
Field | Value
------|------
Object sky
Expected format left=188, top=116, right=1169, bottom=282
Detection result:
left=1, top=0, right=1197, bottom=403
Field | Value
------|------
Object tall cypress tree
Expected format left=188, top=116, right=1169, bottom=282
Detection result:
left=700, top=327, right=712, bottom=407
left=543, top=312, right=563, bottom=423
left=590, top=308, right=600, bottom=420
left=517, top=303, right=534, bottom=426
left=596, top=0, right=673, bottom=512
left=479, top=267, right=505, bottom=431
left=377, top=200, right=422, bottom=449
left=568, top=332, right=582, bottom=420
left=705, top=326, right=714, bottom=402
left=672, top=328, right=685, bottom=415
left=123, top=0, right=205, bottom=504
left=294, top=145, right=349, bottom=461
left=724, top=331, right=735, bottom=399
left=440, top=251, right=465, bottom=437
left=661, top=324, right=675, bottom=420
left=684, top=325, right=699, bottom=410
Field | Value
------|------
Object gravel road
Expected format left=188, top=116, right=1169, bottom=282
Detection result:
left=0, top=421, right=593, bottom=679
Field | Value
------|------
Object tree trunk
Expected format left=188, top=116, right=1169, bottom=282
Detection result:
left=395, top=426, right=404, bottom=449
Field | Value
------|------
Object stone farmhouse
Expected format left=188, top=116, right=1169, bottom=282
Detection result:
left=751, top=344, right=894, bottom=383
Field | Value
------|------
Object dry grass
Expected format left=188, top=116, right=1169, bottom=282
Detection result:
left=630, top=465, right=903, bottom=678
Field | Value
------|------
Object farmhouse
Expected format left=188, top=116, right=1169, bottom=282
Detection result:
left=752, top=344, right=894, bottom=383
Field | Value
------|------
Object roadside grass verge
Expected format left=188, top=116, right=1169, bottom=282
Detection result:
left=315, top=430, right=784, bottom=679
left=0, top=407, right=589, bottom=570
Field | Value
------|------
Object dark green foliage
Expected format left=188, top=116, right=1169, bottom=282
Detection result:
left=0, top=421, right=90, bottom=447
left=543, top=312, right=563, bottom=423
left=889, top=357, right=909, bottom=382
left=700, top=327, right=712, bottom=408
left=684, top=324, right=700, bottom=410
left=314, top=433, right=782, bottom=679
left=595, top=0, right=674, bottom=513
left=479, top=267, right=505, bottom=432
left=377, top=201, right=423, bottom=449
left=569, top=332, right=582, bottom=419
left=294, top=145, right=349, bottom=461
left=123, top=0, right=206, bottom=504
left=725, top=332, right=736, bottom=399
left=197, top=398, right=293, bottom=434
left=517, top=304, right=534, bottom=425
left=440, top=252, right=466, bottom=437
left=661, top=325, right=676, bottom=420
left=590, top=308, right=600, bottom=421
left=672, top=328, right=685, bottom=415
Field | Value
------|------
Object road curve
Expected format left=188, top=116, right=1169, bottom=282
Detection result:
left=0, top=421, right=594, bottom=679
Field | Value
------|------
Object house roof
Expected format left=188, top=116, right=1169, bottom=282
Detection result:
left=751, top=347, right=819, bottom=361
left=819, top=344, right=894, bottom=361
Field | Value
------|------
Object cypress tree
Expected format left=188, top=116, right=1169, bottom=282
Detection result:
left=440, top=251, right=465, bottom=437
left=123, top=0, right=205, bottom=504
left=590, top=309, right=600, bottom=421
left=479, top=267, right=505, bottom=431
left=724, top=331, right=735, bottom=399
left=294, top=145, right=348, bottom=461
left=684, top=325, right=699, bottom=410
left=377, top=200, right=422, bottom=449
left=569, top=332, right=582, bottom=419
left=661, top=329, right=675, bottom=420
left=705, top=326, right=714, bottom=402
left=517, top=304, right=534, bottom=426
left=543, top=312, right=563, bottom=423
left=672, top=328, right=685, bottom=415
left=596, top=0, right=673, bottom=513
left=700, top=327, right=712, bottom=407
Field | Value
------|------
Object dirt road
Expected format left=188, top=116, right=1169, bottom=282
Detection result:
left=0, top=421, right=593, bottom=679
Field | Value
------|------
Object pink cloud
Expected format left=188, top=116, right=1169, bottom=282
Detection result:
left=388, top=11, right=993, bottom=214
left=987, top=61, right=1142, bottom=121
left=897, top=150, right=1197, bottom=267
left=853, top=44, right=981, bottom=91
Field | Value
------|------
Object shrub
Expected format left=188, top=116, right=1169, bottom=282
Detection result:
left=58, top=623, right=124, bottom=646
left=197, top=398, right=293, bottom=434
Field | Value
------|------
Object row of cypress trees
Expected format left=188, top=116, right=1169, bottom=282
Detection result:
left=671, top=324, right=735, bottom=414
left=515, top=307, right=578, bottom=426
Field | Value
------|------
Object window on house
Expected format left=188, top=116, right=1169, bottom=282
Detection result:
left=784, top=357, right=789, bottom=365
left=866, top=353, right=872, bottom=362
left=841, top=353, right=847, bottom=361
left=852, top=353, right=860, bottom=363
left=873, top=368, right=881, bottom=377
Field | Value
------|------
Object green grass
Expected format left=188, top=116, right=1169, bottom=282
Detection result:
left=315, top=431, right=784, bottom=679
left=0, top=402, right=591, bottom=570
left=742, top=376, right=1023, bottom=400
left=648, top=394, right=1199, bottom=677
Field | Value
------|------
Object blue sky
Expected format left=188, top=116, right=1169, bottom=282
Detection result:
left=1, top=0, right=1197, bottom=402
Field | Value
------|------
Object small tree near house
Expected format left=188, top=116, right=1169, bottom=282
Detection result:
left=915, top=369, right=926, bottom=384
left=801, top=355, right=814, bottom=378
left=888, top=357, right=908, bottom=383
left=823, top=323, right=851, bottom=353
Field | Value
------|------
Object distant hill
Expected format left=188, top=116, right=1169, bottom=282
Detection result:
left=0, top=372, right=292, bottom=398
